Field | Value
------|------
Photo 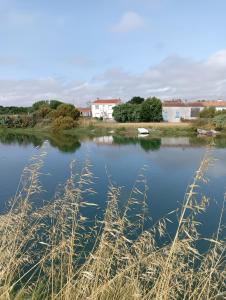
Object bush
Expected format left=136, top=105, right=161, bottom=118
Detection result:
left=199, top=107, right=216, bottom=118
left=52, top=116, right=76, bottom=130
left=213, top=114, right=226, bottom=130
left=140, top=97, right=163, bottom=122
left=52, top=104, right=80, bottom=120
left=113, top=97, right=162, bottom=123
left=0, top=115, right=37, bottom=128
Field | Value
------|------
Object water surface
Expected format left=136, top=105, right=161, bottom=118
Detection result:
left=0, top=131, right=225, bottom=239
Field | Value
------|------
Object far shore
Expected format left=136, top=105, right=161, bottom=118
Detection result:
left=1, top=119, right=226, bottom=138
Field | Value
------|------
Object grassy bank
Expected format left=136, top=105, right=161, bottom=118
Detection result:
left=1, top=119, right=226, bottom=141
left=0, top=147, right=225, bottom=299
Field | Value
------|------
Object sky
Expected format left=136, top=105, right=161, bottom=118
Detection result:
left=0, top=0, right=226, bottom=106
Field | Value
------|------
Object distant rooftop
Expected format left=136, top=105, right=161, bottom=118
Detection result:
left=163, top=100, right=226, bottom=107
left=93, top=99, right=121, bottom=104
left=78, top=107, right=91, bottom=112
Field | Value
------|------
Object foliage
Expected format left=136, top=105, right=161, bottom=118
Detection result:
left=213, top=113, right=226, bottom=130
left=0, top=115, right=36, bottom=128
left=199, top=107, right=216, bottom=118
left=36, top=104, right=52, bottom=119
left=51, top=104, right=80, bottom=120
left=113, top=97, right=162, bottom=122
left=127, top=96, right=145, bottom=105
left=0, top=106, right=30, bottom=115
left=0, top=100, right=79, bottom=130
left=52, top=116, right=76, bottom=130
left=49, top=100, right=63, bottom=110
left=140, top=97, right=163, bottom=122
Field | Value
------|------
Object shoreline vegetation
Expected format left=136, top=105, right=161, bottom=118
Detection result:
left=1, top=99, right=226, bottom=138
left=0, top=146, right=225, bottom=299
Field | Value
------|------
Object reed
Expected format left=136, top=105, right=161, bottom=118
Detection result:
left=0, top=145, right=225, bottom=299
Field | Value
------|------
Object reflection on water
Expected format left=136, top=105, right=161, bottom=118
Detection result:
left=0, top=131, right=81, bottom=153
left=0, top=131, right=226, bottom=154
left=0, top=130, right=225, bottom=240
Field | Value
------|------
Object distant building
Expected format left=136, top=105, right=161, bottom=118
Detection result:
left=162, top=100, right=226, bottom=122
left=91, top=99, right=121, bottom=119
left=78, top=107, right=92, bottom=117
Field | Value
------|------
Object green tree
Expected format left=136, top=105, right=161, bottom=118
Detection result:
left=213, top=114, right=226, bottom=130
left=32, top=101, right=49, bottom=111
left=36, top=105, right=52, bottom=119
left=127, top=96, right=145, bottom=105
left=140, top=97, right=162, bottom=122
left=199, top=107, right=216, bottom=118
left=54, top=104, right=80, bottom=120
left=52, top=116, right=76, bottom=130
left=49, top=100, right=63, bottom=109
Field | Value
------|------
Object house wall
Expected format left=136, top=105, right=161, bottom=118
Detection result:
left=91, top=103, right=117, bottom=119
left=163, top=106, right=204, bottom=122
left=162, top=107, right=191, bottom=122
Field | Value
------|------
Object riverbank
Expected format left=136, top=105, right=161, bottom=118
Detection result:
left=1, top=120, right=226, bottom=139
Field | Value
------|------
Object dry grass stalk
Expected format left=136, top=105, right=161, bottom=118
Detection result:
left=0, top=146, right=225, bottom=300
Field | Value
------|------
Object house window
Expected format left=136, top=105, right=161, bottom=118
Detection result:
left=95, top=105, right=99, bottom=110
left=175, top=111, right=180, bottom=118
left=163, top=111, right=168, bottom=121
left=191, top=108, right=200, bottom=117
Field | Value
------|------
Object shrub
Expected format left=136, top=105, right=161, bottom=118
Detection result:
left=52, top=116, right=76, bottom=130
left=199, top=107, right=216, bottom=118
left=113, top=97, right=162, bottom=122
left=213, top=114, right=226, bottom=130
left=140, top=97, right=163, bottom=122
left=53, top=104, right=80, bottom=120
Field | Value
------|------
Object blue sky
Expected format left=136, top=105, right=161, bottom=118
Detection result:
left=0, top=0, right=226, bottom=106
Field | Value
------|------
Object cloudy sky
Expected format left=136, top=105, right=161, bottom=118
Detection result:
left=0, top=0, right=226, bottom=106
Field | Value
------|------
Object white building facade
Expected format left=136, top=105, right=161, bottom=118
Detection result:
left=163, top=100, right=226, bottom=122
left=91, top=99, right=121, bottom=119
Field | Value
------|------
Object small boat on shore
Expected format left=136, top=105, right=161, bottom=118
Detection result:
left=197, top=129, right=219, bottom=136
left=138, top=128, right=149, bottom=134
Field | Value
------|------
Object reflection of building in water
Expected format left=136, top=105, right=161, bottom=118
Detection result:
left=161, top=137, right=190, bottom=147
left=93, top=136, right=114, bottom=145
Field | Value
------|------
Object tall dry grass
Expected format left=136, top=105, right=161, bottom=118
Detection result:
left=0, top=145, right=225, bottom=299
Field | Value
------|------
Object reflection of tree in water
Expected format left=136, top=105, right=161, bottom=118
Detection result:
left=214, top=137, right=226, bottom=148
left=139, top=138, right=161, bottom=151
left=0, top=131, right=81, bottom=153
left=48, top=134, right=81, bottom=153
left=0, top=131, right=43, bottom=147
left=112, top=136, right=161, bottom=151
left=190, top=136, right=226, bottom=148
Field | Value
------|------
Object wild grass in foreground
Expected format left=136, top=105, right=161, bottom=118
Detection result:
left=0, top=145, right=225, bottom=299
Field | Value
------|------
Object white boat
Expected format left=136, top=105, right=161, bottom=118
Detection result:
left=197, top=129, right=219, bottom=136
left=138, top=128, right=149, bottom=134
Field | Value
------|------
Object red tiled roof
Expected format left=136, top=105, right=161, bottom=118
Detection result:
left=93, top=99, right=121, bottom=104
left=202, top=101, right=226, bottom=107
left=78, top=107, right=91, bottom=112
left=163, top=100, right=226, bottom=108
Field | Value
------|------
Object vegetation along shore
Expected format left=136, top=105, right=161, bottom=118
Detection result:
left=1, top=97, right=226, bottom=137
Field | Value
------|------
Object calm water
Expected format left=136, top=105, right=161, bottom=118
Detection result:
left=0, top=131, right=226, bottom=239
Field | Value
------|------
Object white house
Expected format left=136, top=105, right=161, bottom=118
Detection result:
left=163, top=100, right=226, bottom=122
left=91, top=99, right=121, bottom=119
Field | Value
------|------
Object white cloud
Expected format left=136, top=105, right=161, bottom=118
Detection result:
left=111, top=11, right=145, bottom=33
left=1, top=49, right=226, bottom=106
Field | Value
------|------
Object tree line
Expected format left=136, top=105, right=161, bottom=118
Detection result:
left=0, top=100, right=80, bottom=130
left=112, top=96, right=163, bottom=122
